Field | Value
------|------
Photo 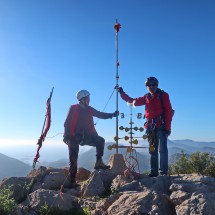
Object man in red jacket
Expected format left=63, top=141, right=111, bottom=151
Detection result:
left=119, top=77, right=173, bottom=177
left=63, top=89, right=119, bottom=187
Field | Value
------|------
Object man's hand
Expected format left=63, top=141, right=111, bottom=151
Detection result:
left=112, top=110, right=119, bottom=117
left=118, top=87, right=124, bottom=94
left=165, top=130, right=171, bottom=137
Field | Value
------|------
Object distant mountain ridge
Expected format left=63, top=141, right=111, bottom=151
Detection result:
left=168, top=139, right=215, bottom=155
left=1, top=139, right=215, bottom=181
left=39, top=142, right=150, bottom=172
left=39, top=139, right=215, bottom=172
left=78, top=142, right=150, bottom=172
left=0, top=153, right=31, bottom=181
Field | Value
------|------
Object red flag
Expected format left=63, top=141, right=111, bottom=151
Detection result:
left=42, top=97, right=51, bottom=140
left=33, top=88, right=54, bottom=169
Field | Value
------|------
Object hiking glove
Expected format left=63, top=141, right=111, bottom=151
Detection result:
left=118, top=87, right=124, bottom=94
left=112, top=110, right=119, bottom=117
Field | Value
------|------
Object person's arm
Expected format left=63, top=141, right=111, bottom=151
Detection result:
left=90, top=107, right=118, bottom=119
left=162, top=93, right=173, bottom=135
left=134, top=95, right=147, bottom=106
left=119, top=87, right=146, bottom=106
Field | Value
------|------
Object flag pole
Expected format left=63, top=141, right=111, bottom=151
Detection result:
left=114, top=19, right=121, bottom=154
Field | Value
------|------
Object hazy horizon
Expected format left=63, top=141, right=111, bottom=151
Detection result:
left=0, top=138, right=92, bottom=165
left=1, top=138, right=215, bottom=166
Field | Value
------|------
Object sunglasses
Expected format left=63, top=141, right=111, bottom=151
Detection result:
left=147, top=84, right=157, bottom=87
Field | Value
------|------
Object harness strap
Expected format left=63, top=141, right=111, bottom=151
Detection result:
left=146, top=115, right=163, bottom=124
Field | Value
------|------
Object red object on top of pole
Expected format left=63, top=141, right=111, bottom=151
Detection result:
left=114, top=22, right=121, bottom=33
left=114, top=19, right=121, bottom=154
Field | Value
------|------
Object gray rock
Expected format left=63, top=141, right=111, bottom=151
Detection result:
left=107, top=190, right=176, bottom=215
left=3, top=165, right=215, bottom=215
left=82, top=171, right=106, bottom=197
left=76, top=167, right=91, bottom=182
left=169, top=174, right=215, bottom=215
left=15, top=205, right=38, bottom=215
left=0, top=177, right=33, bottom=202
left=27, top=166, right=47, bottom=182
left=21, top=188, right=80, bottom=213
left=170, top=190, right=191, bottom=206
left=176, top=191, right=215, bottom=215
left=95, top=193, right=123, bottom=211
left=42, top=171, right=70, bottom=190
left=111, top=175, right=133, bottom=192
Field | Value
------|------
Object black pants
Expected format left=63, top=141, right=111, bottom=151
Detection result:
left=67, top=134, right=105, bottom=178
left=149, top=126, right=168, bottom=175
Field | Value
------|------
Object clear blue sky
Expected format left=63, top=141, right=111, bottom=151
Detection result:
left=0, top=0, right=215, bottom=151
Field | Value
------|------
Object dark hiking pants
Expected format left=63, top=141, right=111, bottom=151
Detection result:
left=149, top=125, right=168, bottom=175
left=68, top=134, right=105, bottom=178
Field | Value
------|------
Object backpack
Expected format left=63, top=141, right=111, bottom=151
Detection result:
left=157, top=89, right=175, bottom=118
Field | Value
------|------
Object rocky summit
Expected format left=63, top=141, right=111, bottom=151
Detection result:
left=0, top=155, right=215, bottom=215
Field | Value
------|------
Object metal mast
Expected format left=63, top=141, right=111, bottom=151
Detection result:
left=114, top=19, right=121, bottom=154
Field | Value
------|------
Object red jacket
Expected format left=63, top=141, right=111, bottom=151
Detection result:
left=64, top=104, right=113, bottom=138
left=121, top=89, right=172, bottom=131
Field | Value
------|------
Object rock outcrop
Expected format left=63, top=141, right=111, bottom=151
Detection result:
left=0, top=156, right=215, bottom=215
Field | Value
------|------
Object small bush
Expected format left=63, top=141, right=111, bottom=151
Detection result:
left=204, top=162, right=215, bottom=177
left=40, top=202, right=49, bottom=215
left=190, top=152, right=214, bottom=174
left=169, top=151, right=215, bottom=177
left=0, top=186, right=17, bottom=215
left=82, top=207, right=91, bottom=215
left=169, top=151, right=192, bottom=175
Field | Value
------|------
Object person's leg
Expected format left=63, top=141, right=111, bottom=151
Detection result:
left=149, top=137, right=159, bottom=176
left=84, top=134, right=104, bottom=157
left=67, top=138, right=80, bottom=187
left=84, top=134, right=109, bottom=169
left=157, top=129, right=168, bottom=175
left=94, top=135, right=105, bottom=159
left=147, top=127, right=159, bottom=177
left=68, top=143, right=79, bottom=177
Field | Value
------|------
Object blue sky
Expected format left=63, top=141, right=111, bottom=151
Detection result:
left=0, top=0, right=215, bottom=156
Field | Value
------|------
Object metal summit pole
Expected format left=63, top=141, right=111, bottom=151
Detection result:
left=114, top=19, right=121, bottom=154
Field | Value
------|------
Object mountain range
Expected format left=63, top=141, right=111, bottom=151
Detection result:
left=0, top=153, right=31, bottom=181
left=0, top=139, right=215, bottom=181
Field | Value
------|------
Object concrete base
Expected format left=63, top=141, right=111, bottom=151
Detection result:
left=108, top=153, right=127, bottom=175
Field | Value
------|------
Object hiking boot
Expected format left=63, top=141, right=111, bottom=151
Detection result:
left=159, top=173, right=168, bottom=176
left=94, top=158, right=110, bottom=170
left=148, top=173, right=158, bottom=177
left=64, top=169, right=80, bottom=188
left=69, top=177, right=81, bottom=188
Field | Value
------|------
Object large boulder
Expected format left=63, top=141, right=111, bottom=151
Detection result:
left=27, top=166, right=47, bottom=182
left=21, top=188, right=80, bottom=213
left=106, top=190, right=175, bottom=215
left=175, top=191, right=215, bottom=215
left=169, top=174, right=215, bottom=215
left=76, top=167, right=91, bottom=182
left=41, top=168, right=71, bottom=190
left=0, top=177, right=33, bottom=202
left=82, top=171, right=106, bottom=197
